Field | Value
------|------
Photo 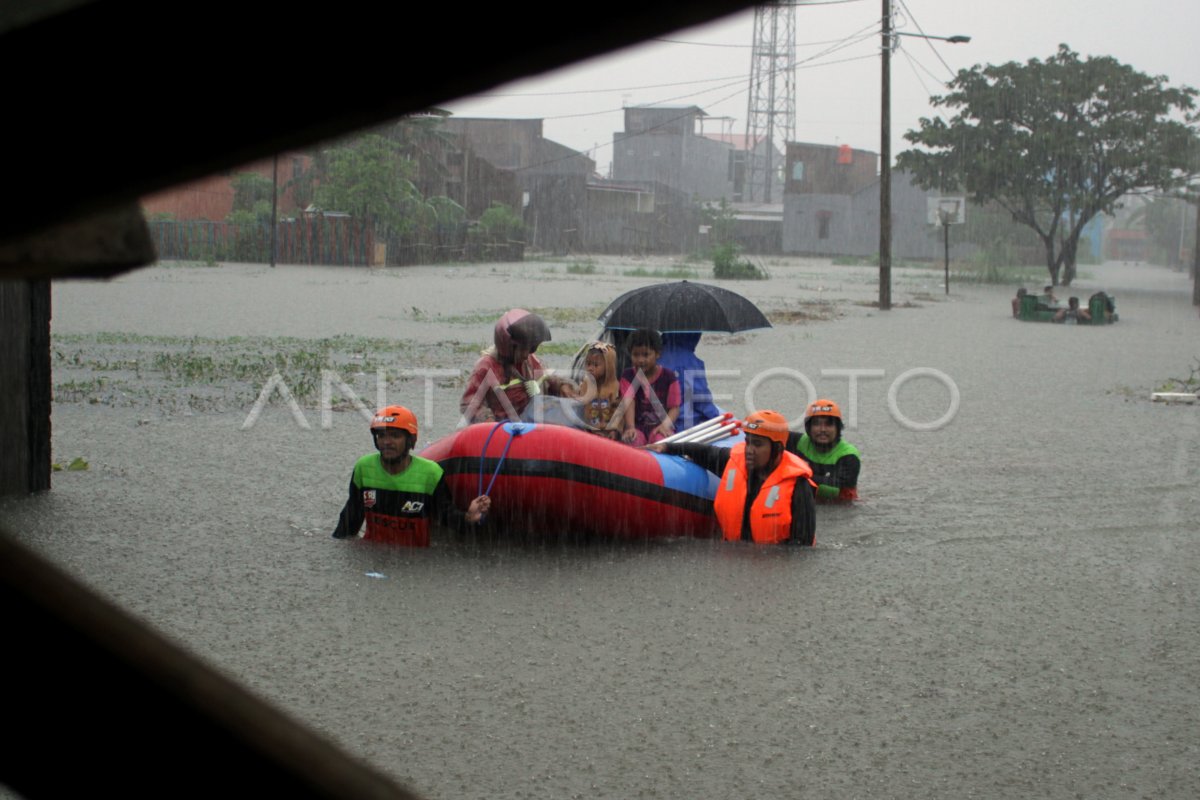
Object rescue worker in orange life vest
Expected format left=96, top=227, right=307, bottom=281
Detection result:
left=332, top=405, right=490, bottom=546
left=646, top=410, right=817, bottom=545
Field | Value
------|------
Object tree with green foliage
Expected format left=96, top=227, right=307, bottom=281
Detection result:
left=311, top=133, right=426, bottom=240
left=701, top=199, right=765, bottom=279
left=467, top=202, right=525, bottom=261
left=228, top=172, right=275, bottom=227
left=898, top=44, right=1199, bottom=286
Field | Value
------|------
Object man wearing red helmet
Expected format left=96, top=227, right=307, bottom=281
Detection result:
left=647, top=410, right=816, bottom=545
left=332, top=405, right=490, bottom=545
left=786, top=399, right=860, bottom=503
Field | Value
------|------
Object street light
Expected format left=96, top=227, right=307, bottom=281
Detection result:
left=879, top=0, right=969, bottom=310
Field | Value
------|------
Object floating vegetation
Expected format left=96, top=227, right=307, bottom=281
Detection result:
left=50, top=332, right=446, bottom=412
left=1155, top=357, right=1200, bottom=394
left=51, top=457, right=89, bottom=472
left=565, top=258, right=598, bottom=275
left=622, top=266, right=700, bottom=279
left=767, top=300, right=843, bottom=324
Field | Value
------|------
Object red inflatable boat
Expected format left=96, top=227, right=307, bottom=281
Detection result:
left=420, top=422, right=720, bottom=539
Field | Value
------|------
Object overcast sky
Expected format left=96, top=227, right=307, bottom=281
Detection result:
left=443, top=0, right=1200, bottom=176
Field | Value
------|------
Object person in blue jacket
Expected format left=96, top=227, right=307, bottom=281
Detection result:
left=658, top=332, right=724, bottom=433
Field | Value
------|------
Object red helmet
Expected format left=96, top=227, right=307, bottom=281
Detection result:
left=742, top=410, right=790, bottom=445
left=804, top=399, right=843, bottom=433
left=370, top=405, right=418, bottom=437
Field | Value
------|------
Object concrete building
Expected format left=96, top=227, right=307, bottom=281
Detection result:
left=701, top=131, right=785, bottom=203
left=440, top=117, right=595, bottom=254
left=782, top=141, right=962, bottom=260
left=613, top=106, right=736, bottom=202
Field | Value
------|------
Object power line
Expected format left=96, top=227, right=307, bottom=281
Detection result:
left=521, top=47, right=878, bottom=170
left=898, top=47, right=945, bottom=97
left=506, top=19, right=884, bottom=170
left=473, top=23, right=881, bottom=100
left=470, top=75, right=748, bottom=99
left=896, top=0, right=959, bottom=80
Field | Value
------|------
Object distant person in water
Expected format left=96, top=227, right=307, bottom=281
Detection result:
left=1038, top=285, right=1060, bottom=310
left=647, top=410, right=816, bottom=545
left=1012, top=287, right=1027, bottom=318
left=787, top=399, right=860, bottom=503
left=332, top=405, right=489, bottom=546
left=1053, top=296, right=1091, bottom=324
left=460, top=308, right=568, bottom=424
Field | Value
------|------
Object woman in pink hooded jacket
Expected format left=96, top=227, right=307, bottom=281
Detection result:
left=460, top=308, right=567, bottom=423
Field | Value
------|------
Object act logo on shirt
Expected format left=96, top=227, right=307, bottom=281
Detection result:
left=401, top=500, right=425, bottom=513
left=363, top=489, right=377, bottom=508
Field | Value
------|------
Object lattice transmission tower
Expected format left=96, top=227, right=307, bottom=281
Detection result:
left=744, top=2, right=796, bottom=203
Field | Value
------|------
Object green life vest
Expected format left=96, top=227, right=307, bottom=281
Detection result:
left=793, top=435, right=860, bottom=501
left=352, top=452, right=444, bottom=495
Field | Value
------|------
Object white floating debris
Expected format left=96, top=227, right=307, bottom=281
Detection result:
left=365, top=571, right=387, bottom=579
left=1151, top=392, right=1198, bottom=404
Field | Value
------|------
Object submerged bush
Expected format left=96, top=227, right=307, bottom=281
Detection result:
left=712, top=243, right=767, bottom=280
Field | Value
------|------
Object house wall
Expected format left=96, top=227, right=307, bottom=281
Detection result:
left=440, top=118, right=543, bottom=171
left=785, top=142, right=878, bottom=196
left=525, top=173, right=588, bottom=254
left=784, top=194, right=861, bottom=256
left=585, top=181, right=697, bottom=254
left=443, top=118, right=594, bottom=251
left=583, top=187, right=655, bottom=254
left=444, top=148, right=522, bottom=220
left=613, top=130, right=734, bottom=202
left=783, top=170, right=970, bottom=260
left=140, top=154, right=311, bottom=221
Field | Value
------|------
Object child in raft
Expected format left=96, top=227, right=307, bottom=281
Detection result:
left=619, top=328, right=680, bottom=446
left=570, top=341, right=624, bottom=440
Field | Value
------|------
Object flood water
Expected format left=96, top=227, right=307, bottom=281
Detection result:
left=3, top=257, right=1198, bottom=798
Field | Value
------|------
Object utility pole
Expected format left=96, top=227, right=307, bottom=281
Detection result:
left=878, top=11, right=968, bottom=310
left=879, top=0, right=892, bottom=310
left=1193, top=193, right=1200, bottom=307
left=270, top=154, right=278, bottom=268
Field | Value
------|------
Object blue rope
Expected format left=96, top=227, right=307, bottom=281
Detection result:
left=478, top=421, right=524, bottom=499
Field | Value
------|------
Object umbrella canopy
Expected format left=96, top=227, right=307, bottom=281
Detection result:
left=598, top=280, right=772, bottom=333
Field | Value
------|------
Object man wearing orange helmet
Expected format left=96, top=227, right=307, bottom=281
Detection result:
left=647, top=410, right=816, bottom=545
left=787, top=399, right=860, bottom=503
left=332, top=405, right=490, bottom=545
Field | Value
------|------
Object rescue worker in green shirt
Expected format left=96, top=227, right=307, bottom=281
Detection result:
left=787, top=398, right=860, bottom=503
left=332, top=405, right=489, bottom=546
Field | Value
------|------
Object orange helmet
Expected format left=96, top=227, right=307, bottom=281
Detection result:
left=370, top=405, right=418, bottom=437
left=804, top=399, right=843, bottom=433
left=742, top=410, right=790, bottom=445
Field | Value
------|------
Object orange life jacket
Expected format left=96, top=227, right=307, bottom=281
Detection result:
left=713, top=443, right=814, bottom=544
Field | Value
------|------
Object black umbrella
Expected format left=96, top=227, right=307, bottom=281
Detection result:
left=598, top=280, right=772, bottom=333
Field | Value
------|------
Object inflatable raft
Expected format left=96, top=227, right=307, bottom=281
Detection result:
left=420, top=422, right=721, bottom=539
